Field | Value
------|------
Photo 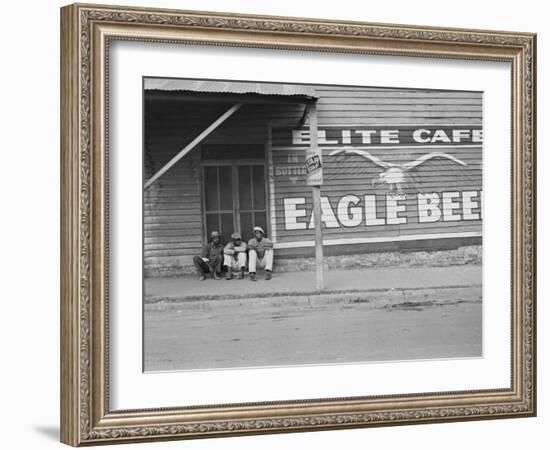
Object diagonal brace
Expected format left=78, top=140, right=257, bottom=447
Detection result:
left=144, top=103, right=242, bottom=189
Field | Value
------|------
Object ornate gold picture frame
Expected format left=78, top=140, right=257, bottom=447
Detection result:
left=60, top=3, right=536, bottom=446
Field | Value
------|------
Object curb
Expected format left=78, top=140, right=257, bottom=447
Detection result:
left=145, top=283, right=482, bottom=306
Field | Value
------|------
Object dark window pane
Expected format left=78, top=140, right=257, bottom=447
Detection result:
left=205, top=213, right=219, bottom=241
left=239, top=212, right=253, bottom=242
left=204, top=167, right=219, bottom=212
left=254, top=212, right=268, bottom=238
left=239, top=166, right=252, bottom=210
left=218, top=166, right=233, bottom=210
left=252, top=166, right=266, bottom=210
left=220, top=213, right=234, bottom=244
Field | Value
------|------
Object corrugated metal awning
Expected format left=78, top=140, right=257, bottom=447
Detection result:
left=144, top=78, right=318, bottom=100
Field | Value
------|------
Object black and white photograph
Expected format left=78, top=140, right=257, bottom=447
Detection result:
left=143, top=77, right=483, bottom=372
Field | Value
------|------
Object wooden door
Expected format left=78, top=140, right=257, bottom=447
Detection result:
left=202, top=162, right=268, bottom=244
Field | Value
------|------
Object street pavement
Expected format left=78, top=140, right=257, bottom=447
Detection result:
left=144, top=265, right=482, bottom=371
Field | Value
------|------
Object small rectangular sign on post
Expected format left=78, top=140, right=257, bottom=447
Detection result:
left=306, top=147, right=323, bottom=186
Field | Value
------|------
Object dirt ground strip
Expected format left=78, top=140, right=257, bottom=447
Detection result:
left=144, top=285, right=482, bottom=371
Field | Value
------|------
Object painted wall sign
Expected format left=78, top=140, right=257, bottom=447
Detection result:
left=270, top=154, right=306, bottom=185
left=271, top=125, right=483, bottom=148
left=269, top=123, right=483, bottom=248
left=282, top=191, right=483, bottom=231
left=329, top=148, right=469, bottom=194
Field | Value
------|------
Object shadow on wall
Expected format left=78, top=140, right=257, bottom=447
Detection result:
left=33, top=425, right=59, bottom=442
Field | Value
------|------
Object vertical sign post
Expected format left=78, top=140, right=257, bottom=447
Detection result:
left=306, top=102, right=324, bottom=291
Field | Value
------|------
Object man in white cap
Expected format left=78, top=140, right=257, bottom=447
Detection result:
left=192, top=230, right=224, bottom=281
left=247, top=226, right=274, bottom=281
left=223, top=232, right=247, bottom=280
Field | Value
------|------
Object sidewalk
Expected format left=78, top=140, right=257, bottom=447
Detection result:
left=145, top=264, right=481, bottom=302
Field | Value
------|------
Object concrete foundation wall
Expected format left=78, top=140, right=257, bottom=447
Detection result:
left=145, top=244, right=481, bottom=277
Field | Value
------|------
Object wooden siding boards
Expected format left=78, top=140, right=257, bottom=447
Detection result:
left=144, top=86, right=482, bottom=275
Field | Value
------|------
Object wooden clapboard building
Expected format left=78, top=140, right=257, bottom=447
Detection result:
left=144, top=78, right=482, bottom=277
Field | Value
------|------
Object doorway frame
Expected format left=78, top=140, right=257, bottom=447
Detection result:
left=199, top=148, right=270, bottom=243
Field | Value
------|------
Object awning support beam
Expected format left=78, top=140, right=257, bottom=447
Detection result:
left=144, top=103, right=242, bottom=190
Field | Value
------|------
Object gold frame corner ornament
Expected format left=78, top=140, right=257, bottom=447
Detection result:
left=60, top=2, right=536, bottom=446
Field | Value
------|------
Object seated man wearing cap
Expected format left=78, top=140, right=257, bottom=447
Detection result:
left=247, top=226, right=274, bottom=281
left=223, top=232, right=247, bottom=280
left=192, top=230, right=224, bottom=281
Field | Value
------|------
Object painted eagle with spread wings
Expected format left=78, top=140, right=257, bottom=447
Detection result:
left=328, top=148, right=469, bottom=194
